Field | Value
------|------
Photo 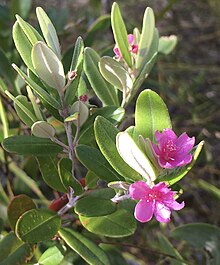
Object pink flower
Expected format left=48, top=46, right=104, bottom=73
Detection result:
left=152, top=129, right=195, bottom=169
left=113, top=34, right=138, bottom=59
left=129, top=181, right=184, bottom=223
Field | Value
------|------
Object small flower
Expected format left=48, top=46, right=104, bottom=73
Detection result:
left=129, top=181, right=184, bottom=223
left=152, top=128, right=195, bottom=169
left=113, top=34, right=138, bottom=59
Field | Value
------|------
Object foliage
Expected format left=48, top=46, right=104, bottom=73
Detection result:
left=0, top=1, right=217, bottom=264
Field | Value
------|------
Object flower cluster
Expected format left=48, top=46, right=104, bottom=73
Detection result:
left=128, top=128, right=195, bottom=223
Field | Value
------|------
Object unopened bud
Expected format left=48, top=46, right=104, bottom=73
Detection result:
left=79, top=94, right=88, bottom=102
left=68, top=70, right=77, bottom=81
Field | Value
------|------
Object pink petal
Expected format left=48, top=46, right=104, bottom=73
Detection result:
left=134, top=200, right=154, bottom=223
left=128, top=34, right=134, bottom=45
left=170, top=153, right=193, bottom=167
left=176, top=133, right=195, bottom=153
left=113, top=46, right=121, bottom=58
left=151, top=142, right=160, bottom=156
left=153, top=182, right=168, bottom=192
left=129, top=181, right=150, bottom=200
left=166, top=200, right=185, bottom=211
left=154, top=202, right=171, bottom=223
left=155, top=129, right=177, bottom=145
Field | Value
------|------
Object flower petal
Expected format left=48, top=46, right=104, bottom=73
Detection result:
left=166, top=200, right=185, bottom=210
left=154, top=202, right=171, bottom=223
left=134, top=200, right=154, bottom=223
left=128, top=34, right=134, bottom=45
left=129, top=181, right=150, bottom=200
left=176, top=133, right=195, bottom=154
left=155, top=129, right=177, bottom=149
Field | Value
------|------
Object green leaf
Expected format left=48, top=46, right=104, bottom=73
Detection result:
left=12, top=20, right=43, bottom=73
left=0, top=232, right=34, bottom=265
left=7, top=194, right=36, bottom=231
left=85, top=171, right=98, bottom=189
left=11, top=94, right=37, bottom=127
left=16, top=15, right=44, bottom=45
left=70, top=101, right=89, bottom=126
left=136, top=7, right=155, bottom=69
left=111, top=3, right=132, bottom=67
left=65, top=36, right=84, bottom=105
left=16, top=209, right=61, bottom=243
left=158, top=141, right=204, bottom=186
left=85, top=15, right=111, bottom=46
left=135, top=89, right=171, bottom=140
left=59, top=228, right=110, bottom=265
left=37, top=156, right=67, bottom=193
left=0, top=98, right=9, bottom=138
left=94, top=116, right=141, bottom=182
left=58, top=158, right=83, bottom=195
left=158, top=235, right=186, bottom=265
left=159, top=35, right=178, bottom=55
left=75, top=195, right=117, bottom=217
left=171, top=223, right=220, bottom=265
left=76, top=145, right=123, bottom=183
left=36, top=7, right=61, bottom=59
left=79, top=208, right=137, bottom=237
left=84, top=47, right=119, bottom=106
left=78, top=106, right=125, bottom=145
left=12, top=64, right=61, bottom=109
left=2, top=135, right=63, bottom=156
left=99, top=56, right=133, bottom=91
left=32, top=41, right=65, bottom=90
left=31, top=121, right=55, bottom=139
left=38, top=245, right=65, bottom=265
left=116, top=132, right=156, bottom=182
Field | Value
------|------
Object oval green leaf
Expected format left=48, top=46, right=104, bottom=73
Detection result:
left=78, top=106, right=125, bottom=145
left=135, top=89, right=172, bottom=141
left=37, top=156, right=67, bottom=193
left=75, top=196, right=116, bottom=217
left=38, top=245, right=65, bottom=265
left=0, top=232, right=35, bottom=265
left=116, top=132, right=156, bottom=182
left=158, top=35, right=178, bottom=55
left=171, top=223, right=220, bottom=265
left=58, top=158, right=83, bottom=195
left=2, top=136, right=63, bottom=156
left=111, top=2, right=132, bottom=67
left=31, top=121, right=55, bottom=139
left=59, top=228, right=110, bottom=265
left=65, top=36, right=84, bottom=105
left=36, top=7, right=61, bottom=59
left=99, top=56, right=133, bottom=91
left=136, top=7, right=155, bottom=69
left=32, top=42, right=65, bottom=90
left=79, top=208, right=137, bottom=237
left=84, top=47, right=119, bottom=106
left=76, top=144, right=123, bottom=182
left=94, top=116, right=141, bottom=182
left=7, top=194, right=36, bottom=231
left=16, top=209, right=61, bottom=243
left=12, top=64, right=61, bottom=109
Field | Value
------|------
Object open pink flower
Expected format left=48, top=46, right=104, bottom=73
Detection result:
left=152, top=128, right=195, bottom=169
left=113, top=34, right=138, bottom=59
left=129, top=181, right=184, bottom=223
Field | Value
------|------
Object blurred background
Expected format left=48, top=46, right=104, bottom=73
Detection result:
left=0, top=0, right=219, bottom=264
